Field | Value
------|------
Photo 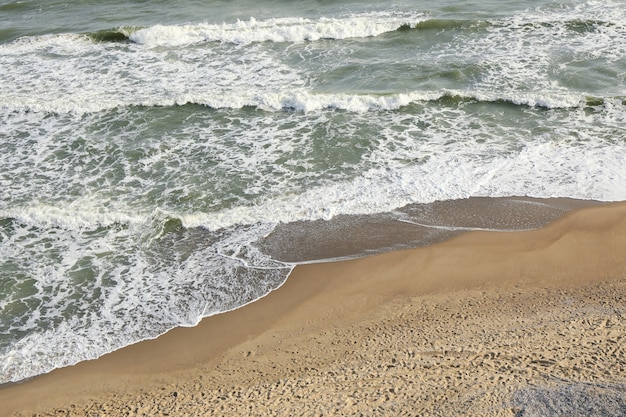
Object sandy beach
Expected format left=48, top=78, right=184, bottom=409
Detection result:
left=2, top=201, right=626, bottom=416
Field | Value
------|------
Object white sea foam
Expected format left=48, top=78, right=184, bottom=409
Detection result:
left=2, top=94, right=624, bottom=234
left=0, top=209, right=291, bottom=383
left=460, top=2, right=626, bottom=101
left=0, top=204, right=144, bottom=231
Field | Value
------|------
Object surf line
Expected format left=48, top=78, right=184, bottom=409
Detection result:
left=396, top=219, right=536, bottom=233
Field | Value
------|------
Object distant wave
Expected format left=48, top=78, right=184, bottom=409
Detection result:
left=128, top=12, right=428, bottom=46
left=6, top=6, right=624, bottom=50
left=85, top=19, right=481, bottom=46
left=85, top=15, right=621, bottom=47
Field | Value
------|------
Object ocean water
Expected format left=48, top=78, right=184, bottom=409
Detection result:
left=1, top=0, right=625, bottom=384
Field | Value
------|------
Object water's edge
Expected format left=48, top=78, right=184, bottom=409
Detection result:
left=259, top=196, right=603, bottom=264
left=0, top=196, right=605, bottom=386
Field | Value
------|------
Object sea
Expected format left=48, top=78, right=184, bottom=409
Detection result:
left=1, top=0, right=625, bottom=384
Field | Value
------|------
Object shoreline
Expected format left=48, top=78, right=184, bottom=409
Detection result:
left=2, top=200, right=626, bottom=416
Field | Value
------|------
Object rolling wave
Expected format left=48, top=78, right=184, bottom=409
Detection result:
left=77, top=16, right=623, bottom=47
left=2, top=89, right=618, bottom=115
left=127, top=12, right=427, bottom=46
left=87, top=17, right=617, bottom=47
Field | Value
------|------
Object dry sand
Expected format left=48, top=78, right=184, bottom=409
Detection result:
left=2, top=201, right=626, bottom=416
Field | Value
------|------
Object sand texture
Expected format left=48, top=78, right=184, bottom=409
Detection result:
left=2, top=201, right=626, bottom=416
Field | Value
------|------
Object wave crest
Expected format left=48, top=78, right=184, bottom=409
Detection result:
left=4, top=89, right=611, bottom=115
left=129, top=12, right=427, bottom=47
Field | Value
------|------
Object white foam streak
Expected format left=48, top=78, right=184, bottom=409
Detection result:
left=0, top=33, right=97, bottom=56
left=1, top=204, right=144, bottom=231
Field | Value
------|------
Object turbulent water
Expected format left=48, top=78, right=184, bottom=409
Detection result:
left=1, top=0, right=625, bottom=383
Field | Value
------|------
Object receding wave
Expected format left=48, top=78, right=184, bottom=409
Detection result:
left=0, top=203, right=292, bottom=384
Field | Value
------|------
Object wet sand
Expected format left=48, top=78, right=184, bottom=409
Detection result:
left=2, top=201, right=626, bottom=416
